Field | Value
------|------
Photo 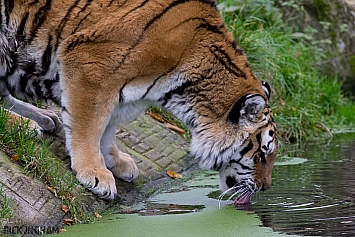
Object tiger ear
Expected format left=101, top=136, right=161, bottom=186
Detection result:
left=227, top=94, right=266, bottom=124
left=262, top=81, right=271, bottom=99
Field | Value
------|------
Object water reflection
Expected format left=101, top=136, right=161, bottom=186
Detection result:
left=115, top=201, right=205, bottom=216
left=252, top=133, right=355, bottom=236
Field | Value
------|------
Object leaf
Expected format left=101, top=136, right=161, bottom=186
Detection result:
left=11, top=154, right=19, bottom=162
left=166, top=123, right=185, bottom=134
left=216, top=2, right=225, bottom=11
left=61, top=204, right=69, bottom=214
left=294, top=52, right=302, bottom=57
left=46, top=185, right=57, bottom=197
left=47, top=185, right=55, bottom=193
left=279, top=98, right=286, bottom=106
left=291, top=32, right=312, bottom=40
left=148, top=111, right=165, bottom=123
left=224, top=6, right=240, bottom=12
left=166, top=170, right=182, bottom=179
left=274, top=157, right=307, bottom=166
left=94, top=211, right=102, bottom=218
left=62, top=219, right=74, bottom=226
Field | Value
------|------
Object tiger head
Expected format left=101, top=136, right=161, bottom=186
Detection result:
left=189, top=81, right=279, bottom=205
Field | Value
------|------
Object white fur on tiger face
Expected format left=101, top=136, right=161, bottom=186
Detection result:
left=0, top=0, right=279, bottom=202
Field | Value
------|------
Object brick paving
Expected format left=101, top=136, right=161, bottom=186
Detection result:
left=0, top=152, right=65, bottom=227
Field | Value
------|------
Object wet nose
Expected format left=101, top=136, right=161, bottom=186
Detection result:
left=261, top=182, right=271, bottom=191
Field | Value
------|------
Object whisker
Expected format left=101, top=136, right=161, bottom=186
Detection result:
left=217, top=184, right=246, bottom=209
left=228, top=188, right=248, bottom=201
left=218, top=186, right=236, bottom=209
left=217, top=179, right=261, bottom=208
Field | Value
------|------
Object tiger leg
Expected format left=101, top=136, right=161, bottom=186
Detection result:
left=0, top=80, right=62, bottom=134
left=100, top=115, right=138, bottom=182
left=59, top=47, right=125, bottom=200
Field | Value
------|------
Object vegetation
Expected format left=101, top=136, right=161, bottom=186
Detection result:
left=0, top=107, right=94, bottom=223
left=0, top=184, right=13, bottom=223
left=218, top=0, right=355, bottom=142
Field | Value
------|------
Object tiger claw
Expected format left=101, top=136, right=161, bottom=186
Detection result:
left=75, top=167, right=117, bottom=200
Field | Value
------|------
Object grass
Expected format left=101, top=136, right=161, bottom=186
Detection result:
left=0, top=184, right=13, bottom=224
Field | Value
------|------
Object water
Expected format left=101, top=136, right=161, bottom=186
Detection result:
left=61, top=172, right=291, bottom=237
left=60, top=133, right=355, bottom=237
left=251, top=133, right=355, bottom=236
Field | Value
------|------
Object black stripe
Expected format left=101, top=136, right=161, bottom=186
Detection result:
left=260, top=151, right=266, bottom=164
left=256, top=132, right=262, bottom=147
left=119, top=81, right=128, bottom=103
left=55, top=0, right=81, bottom=49
left=159, top=81, right=194, bottom=106
left=41, top=35, right=53, bottom=75
left=144, top=0, right=191, bottom=31
left=214, top=158, right=223, bottom=171
left=34, top=80, right=43, bottom=98
left=229, top=160, right=254, bottom=170
left=142, top=65, right=177, bottom=99
left=30, top=0, right=52, bottom=42
left=240, top=141, right=253, bottom=157
left=237, top=171, right=253, bottom=175
left=29, top=0, right=40, bottom=6
left=167, top=16, right=222, bottom=34
left=196, top=22, right=224, bottom=34
left=200, top=0, right=216, bottom=7
left=63, top=123, right=72, bottom=132
left=43, top=79, right=53, bottom=92
left=71, top=12, right=91, bottom=34
left=16, top=13, right=29, bottom=40
left=19, top=74, right=28, bottom=92
left=121, top=0, right=150, bottom=21
left=4, top=0, right=14, bottom=25
left=209, top=45, right=246, bottom=78
left=78, top=0, right=93, bottom=15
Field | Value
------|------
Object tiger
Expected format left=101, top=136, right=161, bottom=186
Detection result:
left=0, top=0, right=279, bottom=203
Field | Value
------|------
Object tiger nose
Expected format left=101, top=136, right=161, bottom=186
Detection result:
left=261, top=183, right=270, bottom=191
left=261, top=178, right=272, bottom=191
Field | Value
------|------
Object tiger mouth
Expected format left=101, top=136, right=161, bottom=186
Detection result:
left=218, top=180, right=258, bottom=207
left=234, top=193, right=252, bottom=205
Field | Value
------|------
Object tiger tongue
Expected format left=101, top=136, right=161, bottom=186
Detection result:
left=234, top=194, right=252, bottom=205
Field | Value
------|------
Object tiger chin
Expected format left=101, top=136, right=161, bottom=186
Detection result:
left=0, top=0, right=279, bottom=203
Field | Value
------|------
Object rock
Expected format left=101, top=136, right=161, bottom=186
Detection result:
left=275, top=0, right=355, bottom=95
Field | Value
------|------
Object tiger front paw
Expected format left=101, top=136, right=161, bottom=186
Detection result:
left=110, top=151, right=139, bottom=182
left=38, top=109, right=63, bottom=133
left=75, top=166, right=117, bottom=200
